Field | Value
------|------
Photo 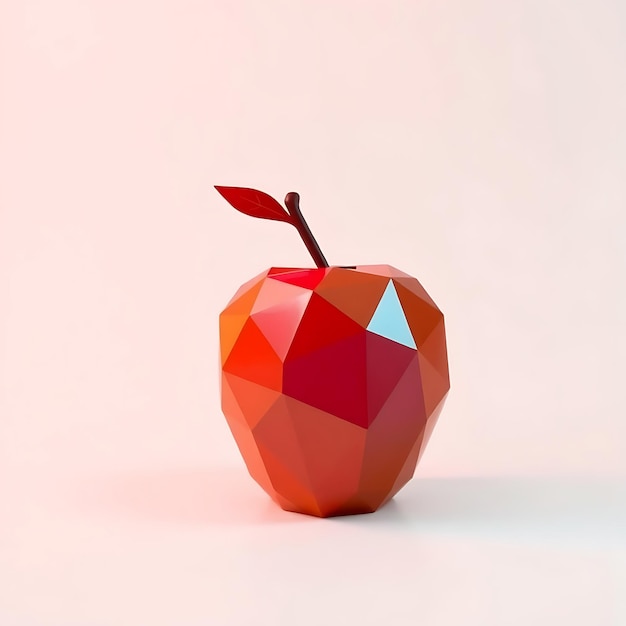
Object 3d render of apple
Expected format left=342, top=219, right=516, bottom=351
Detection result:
left=216, top=186, right=449, bottom=517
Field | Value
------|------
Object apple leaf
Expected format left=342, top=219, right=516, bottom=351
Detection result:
left=215, top=186, right=294, bottom=224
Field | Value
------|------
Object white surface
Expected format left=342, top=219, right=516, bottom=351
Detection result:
left=1, top=1, right=625, bottom=624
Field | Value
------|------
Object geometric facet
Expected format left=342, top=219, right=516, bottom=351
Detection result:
left=314, top=268, right=388, bottom=328
left=367, top=281, right=417, bottom=348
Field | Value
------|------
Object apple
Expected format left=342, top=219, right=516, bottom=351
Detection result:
left=216, top=186, right=449, bottom=517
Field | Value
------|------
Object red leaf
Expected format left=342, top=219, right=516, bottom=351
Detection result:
left=215, top=186, right=294, bottom=224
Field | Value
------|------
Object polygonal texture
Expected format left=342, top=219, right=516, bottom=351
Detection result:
left=220, top=265, right=450, bottom=517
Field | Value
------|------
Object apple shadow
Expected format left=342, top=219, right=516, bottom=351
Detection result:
left=75, top=468, right=626, bottom=543
left=336, top=475, right=626, bottom=547
left=75, top=466, right=312, bottom=527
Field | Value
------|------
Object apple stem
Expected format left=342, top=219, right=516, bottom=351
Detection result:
left=284, top=192, right=329, bottom=268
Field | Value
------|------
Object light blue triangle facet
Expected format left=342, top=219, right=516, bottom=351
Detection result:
left=367, top=281, right=416, bottom=349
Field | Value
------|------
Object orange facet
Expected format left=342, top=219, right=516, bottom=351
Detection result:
left=314, top=268, right=388, bottom=327
left=219, top=265, right=450, bottom=517
left=222, top=317, right=283, bottom=391
left=284, top=397, right=367, bottom=515
left=223, top=373, right=281, bottom=430
left=393, top=280, right=443, bottom=346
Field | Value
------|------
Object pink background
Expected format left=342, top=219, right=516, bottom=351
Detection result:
left=1, top=1, right=625, bottom=624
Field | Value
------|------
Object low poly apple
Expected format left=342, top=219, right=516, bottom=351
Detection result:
left=216, top=186, right=449, bottom=517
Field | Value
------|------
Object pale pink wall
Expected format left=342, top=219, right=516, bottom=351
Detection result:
left=1, top=1, right=625, bottom=624
left=2, top=0, right=624, bottom=477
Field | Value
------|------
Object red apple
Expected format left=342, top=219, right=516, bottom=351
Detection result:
left=216, top=187, right=449, bottom=517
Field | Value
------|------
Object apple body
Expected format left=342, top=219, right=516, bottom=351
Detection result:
left=220, top=265, right=449, bottom=517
